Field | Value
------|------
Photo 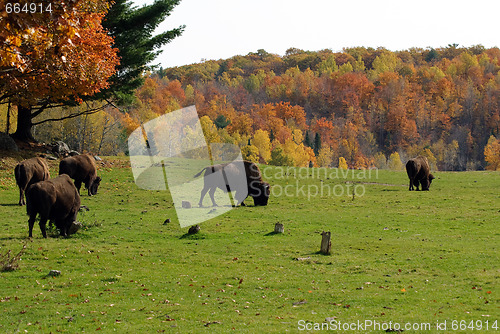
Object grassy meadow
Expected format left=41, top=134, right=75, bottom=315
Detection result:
left=0, top=155, right=498, bottom=333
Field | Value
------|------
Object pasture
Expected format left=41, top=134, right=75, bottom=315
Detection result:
left=0, top=155, right=498, bottom=333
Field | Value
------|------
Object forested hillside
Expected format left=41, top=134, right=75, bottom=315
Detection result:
left=3, top=45, right=499, bottom=170
left=154, top=45, right=500, bottom=170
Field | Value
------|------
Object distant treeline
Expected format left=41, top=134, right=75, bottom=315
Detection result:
left=15, top=45, right=500, bottom=170
left=149, top=45, right=499, bottom=170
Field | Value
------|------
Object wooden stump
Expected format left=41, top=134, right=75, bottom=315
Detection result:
left=274, top=223, right=284, bottom=234
left=320, top=231, right=331, bottom=255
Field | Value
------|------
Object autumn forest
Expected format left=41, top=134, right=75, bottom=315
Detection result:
left=154, top=45, right=500, bottom=171
left=0, top=1, right=499, bottom=171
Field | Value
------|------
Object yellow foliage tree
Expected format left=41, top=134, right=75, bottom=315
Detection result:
left=253, top=129, right=272, bottom=163
left=291, top=128, right=303, bottom=144
left=317, top=146, right=333, bottom=167
left=282, top=140, right=315, bottom=167
left=373, top=152, right=387, bottom=169
left=241, top=145, right=259, bottom=164
left=387, top=152, right=403, bottom=170
left=484, top=135, right=500, bottom=171
left=200, top=116, right=220, bottom=144
left=338, top=157, right=348, bottom=169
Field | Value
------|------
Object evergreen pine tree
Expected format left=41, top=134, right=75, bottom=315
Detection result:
left=214, top=115, right=231, bottom=129
left=304, top=131, right=313, bottom=147
left=313, top=133, right=321, bottom=156
left=98, top=0, right=185, bottom=104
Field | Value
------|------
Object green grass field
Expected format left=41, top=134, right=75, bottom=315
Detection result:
left=0, top=156, right=498, bottom=333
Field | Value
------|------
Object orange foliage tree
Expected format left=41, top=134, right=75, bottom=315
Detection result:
left=149, top=45, right=500, bottom=170
left=0, top=0, right=119, bottom=141
left=484, top=135, right=500, bottom=170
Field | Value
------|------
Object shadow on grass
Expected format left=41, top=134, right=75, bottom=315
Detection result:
left=0, top=203, right=20, bottom=207
left=264, top=231, right=285, bottom=236
left=179, top=233, right=206, bottom=240
left=0, top=235, right=26, bottom=241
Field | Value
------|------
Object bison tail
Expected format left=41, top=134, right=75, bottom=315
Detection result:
left=14, top=164, right=27, bottom=188
left=193, top=167, right=207, bottom=178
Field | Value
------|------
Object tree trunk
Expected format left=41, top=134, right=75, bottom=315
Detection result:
left=320, top=231, right=332, bottom=255
left=274, top=223, right=284, bottom=233
left=12, top=105, right=35, bottom=142
left=6, top=101, right=11, bottom=133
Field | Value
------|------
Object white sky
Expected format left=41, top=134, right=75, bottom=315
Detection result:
left=133, top=0, right=499, bottom=68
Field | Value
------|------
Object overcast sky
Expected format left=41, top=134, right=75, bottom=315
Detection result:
left=133, top=0, right=499, bottom=68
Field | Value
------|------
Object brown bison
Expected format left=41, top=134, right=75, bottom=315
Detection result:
left=14, top=157, right=50, bottom=206
left=26, top=174, right=81, bottom=238
left=194, top=160, right=270, bottom=207
left=59, top=154, right=101, bottom=196
left=406, top=156, right=435, bottom=191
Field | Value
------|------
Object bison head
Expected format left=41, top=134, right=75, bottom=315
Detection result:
left=89, top=176, right=101, bottom=196
left=68, top=221, right=83, bottom=235
left=249, top=181, right=270, bottom=206
left=421, top=174, right=435, bottom=191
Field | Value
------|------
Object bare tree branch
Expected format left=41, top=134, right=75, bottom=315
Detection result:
left=31, top=102, right=49, bottom=118
left=32, top=102, right=110, bottom=126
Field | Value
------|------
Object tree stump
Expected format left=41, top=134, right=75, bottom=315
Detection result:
left=274, top=223, right=284, bottom=234
left=320, top=231, right=332, bottom=255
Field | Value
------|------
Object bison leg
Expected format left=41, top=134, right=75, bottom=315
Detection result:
left=408, top=178, right=414, bottom=191
left=198, top=186, right=210, bottom=207
left=233, top=191, right=247, bottom=207
left=38, top=217, right=48, bottom=238
left=208, top=188, right=218, bottom=207
left=414, top=179, right=420, bottom=191
left=59, top=224, right=68, bottom=237
left=28, top=214, right=36, bottom=238
left=75, top=180, right=82, bottom=194
left=19, top=188, right=25, bottom=206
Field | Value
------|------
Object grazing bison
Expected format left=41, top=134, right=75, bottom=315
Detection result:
left=194, top=160, right=270, bottom=207
left=406, top=156, right=435, bottom=191
left=14, top=157, right=50, bottom=206
left=26, top=174, right=81, bottom=238
left=59, top=154, right=101, bottom=196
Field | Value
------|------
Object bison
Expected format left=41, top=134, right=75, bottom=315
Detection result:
left=14, top=157, right=50, bottom=206
left=194, top=160, right=270, bottom=207
left=59, top=154, right=101, bottom=196
left=406, top=156, right=435, bottom=191
left=26, top=174, right=81, bottom=238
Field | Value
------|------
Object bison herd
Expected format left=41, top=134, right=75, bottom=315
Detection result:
left=14, top=154, right=435, bottom=238
left=14, top=154, right=101, bottom=238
